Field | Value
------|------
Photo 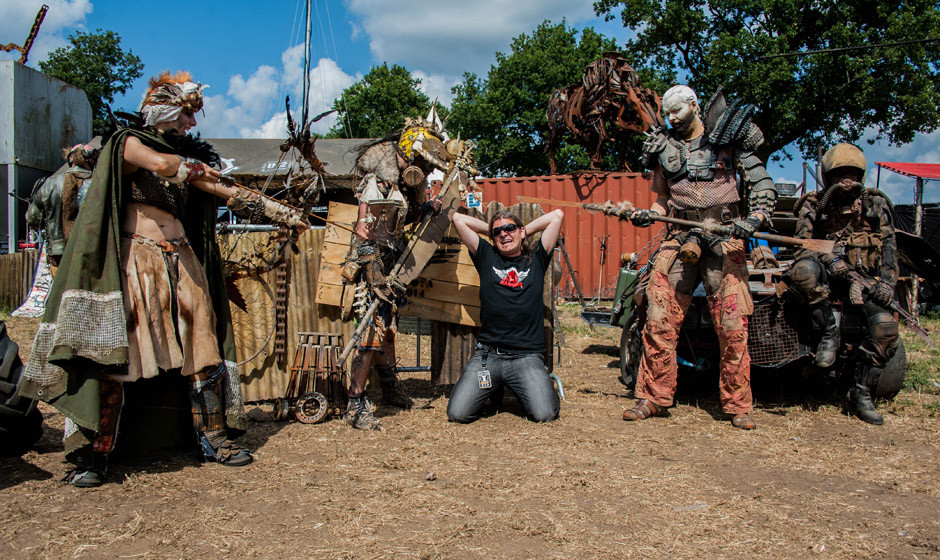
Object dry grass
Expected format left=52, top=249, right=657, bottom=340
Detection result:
left=1, top=309, right=939, bottom=559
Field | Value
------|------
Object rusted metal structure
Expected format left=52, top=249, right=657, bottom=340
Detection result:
left=272, top=332, right=348, bottom=424
left=0, top=5, right=47, bottom=64
left=473, top=172, right=662, bottom=299
left=545, top=53, right=664, bottom=174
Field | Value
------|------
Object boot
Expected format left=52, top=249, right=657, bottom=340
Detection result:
left=810, top=303, right=840, bottom=368
left=343, top=394, right=383, bottom=431
left=377, top=365, right=413, bottom=409
left=191, top=377, right=253, bottom=466
left=63, top=445, right=107, bottom=488
left=846, top=363, right=884, bottom=425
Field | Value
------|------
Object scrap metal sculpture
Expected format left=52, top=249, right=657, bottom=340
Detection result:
left=545, top=52, right=664, bottom=174
left=1, top=5, right=47, bottom=64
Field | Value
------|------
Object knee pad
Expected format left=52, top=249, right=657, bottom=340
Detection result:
left=789, top=259, right=828, bottom=303
left=865, top=310, right=899, bottom=364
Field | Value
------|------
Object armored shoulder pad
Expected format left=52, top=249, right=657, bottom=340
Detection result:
left=707, top=98, right=761, bottom=148
left=642, top=126, right=669, bottom=169
left=864, top=187, right=895, bottom=217
left=793, top=191, right=818, bottom=217
left=737, top=151, right=774, bottom=192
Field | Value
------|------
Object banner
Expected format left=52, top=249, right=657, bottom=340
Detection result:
left=12, top=243, right=52, bottom=317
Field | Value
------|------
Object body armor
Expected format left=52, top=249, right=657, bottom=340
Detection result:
left=793, top=188, right=897, bottom=285
left=657, top=134, right=741, bottom=211
left=643, top=94, right=776, bottom=221
left=26, top=166, right=94, bottom=258
left=128, top=168, right=188, bottom=219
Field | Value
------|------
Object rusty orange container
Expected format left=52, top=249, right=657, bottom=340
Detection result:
left=474, top=172, right=664, bottom=299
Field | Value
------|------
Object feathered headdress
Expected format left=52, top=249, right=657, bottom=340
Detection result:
left=139, top=70, right=207, bottom=126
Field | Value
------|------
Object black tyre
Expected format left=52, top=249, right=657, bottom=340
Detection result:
left=874, top=339, right=906, bottom=400
left=618, top=315, right=642, bottom=390
left=0, top=321, right=43, bottom=457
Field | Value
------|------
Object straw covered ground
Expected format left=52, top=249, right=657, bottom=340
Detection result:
left=2, top=309, right=939, bottom=559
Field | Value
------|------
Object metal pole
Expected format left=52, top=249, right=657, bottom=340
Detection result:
left=7, top=164, right=17, bottom=253
left=415, top=317, right=422, bottom=367
left=911, top=177, right=924, bottom=321
left=816, top=146, right=824, bottom=192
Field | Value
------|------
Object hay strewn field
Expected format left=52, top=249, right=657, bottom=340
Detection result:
left=2, top=309, right=939, bottom=559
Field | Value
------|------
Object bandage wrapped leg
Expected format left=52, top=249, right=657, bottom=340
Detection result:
left=190, top=369, right=252, bottom=466
left=343, top=394, right=382, bottom=431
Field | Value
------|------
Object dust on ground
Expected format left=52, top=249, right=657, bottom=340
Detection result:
left=2, top=309, right=939, bottom=560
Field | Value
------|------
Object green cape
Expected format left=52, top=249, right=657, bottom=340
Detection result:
left=21, top=127, right=246, bottom=447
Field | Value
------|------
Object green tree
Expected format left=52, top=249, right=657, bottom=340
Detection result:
left=328, top=63, right=438, bottom=138
left=594, top=0, right=940, bottom=161
left=38, top=29, right=144, bottom=135
left=448, top=21, right=656, bottom=176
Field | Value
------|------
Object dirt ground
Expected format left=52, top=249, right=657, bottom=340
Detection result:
left=2, top=309, right=940, bottom=560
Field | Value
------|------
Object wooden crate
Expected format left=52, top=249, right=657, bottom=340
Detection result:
left=314, top=202, right=482, bottom=327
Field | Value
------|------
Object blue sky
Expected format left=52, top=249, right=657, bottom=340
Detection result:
left=1, top=0, right=936, bottom=203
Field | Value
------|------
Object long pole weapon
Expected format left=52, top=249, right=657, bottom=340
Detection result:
left=516, top=195, right=836, bottom=253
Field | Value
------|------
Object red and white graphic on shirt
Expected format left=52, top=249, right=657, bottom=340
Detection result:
left=492, top=266, right=529, bottom=288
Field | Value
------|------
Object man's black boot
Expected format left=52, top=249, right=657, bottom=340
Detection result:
left=847, top=363, right=884, bottom=425
left=810, top=303, right=840, bottom=368
left=377, top=365, right=413, bottom=409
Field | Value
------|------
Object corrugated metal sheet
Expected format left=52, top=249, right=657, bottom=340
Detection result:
left=474, top=172, right=664, bottom=299
left=219, top=229, right=352, bottom=403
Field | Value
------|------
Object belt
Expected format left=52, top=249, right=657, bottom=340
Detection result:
left=673, top=205, right=740, bottom=224
left=476, top=342, right=537, bottom=356
left=121, top=231, right=190, bottom=253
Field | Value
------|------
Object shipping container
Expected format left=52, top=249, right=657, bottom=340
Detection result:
left=473, top=172, right=665, bottom=300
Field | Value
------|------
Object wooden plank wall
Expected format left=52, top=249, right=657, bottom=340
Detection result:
left=219, top=229, right=352, bottom=403
left=0, top=249, right=39, bottom=311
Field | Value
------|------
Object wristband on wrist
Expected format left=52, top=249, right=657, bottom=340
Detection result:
left=166, top=157, right=205, bottom=184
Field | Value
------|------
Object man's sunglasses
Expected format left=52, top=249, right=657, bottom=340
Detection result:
left=491, top=223, right=520, bottom=237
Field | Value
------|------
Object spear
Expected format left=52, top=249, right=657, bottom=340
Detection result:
left=515, top=195, right=836, bottom=253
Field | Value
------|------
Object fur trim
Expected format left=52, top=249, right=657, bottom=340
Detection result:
left=142, top=70, right=204, bottom=113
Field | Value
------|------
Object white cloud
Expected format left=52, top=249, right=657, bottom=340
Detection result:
left=0, top=0, right=92, bottom=65
left=228, top=65, right=280, bottom=121
left=198, top=47, right=357, bottom=139
left=410, top=70, right=461, bottom=106
left=345, top=0, right=596, bottom=75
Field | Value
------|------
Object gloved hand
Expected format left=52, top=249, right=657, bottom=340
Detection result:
left=421, top=198, right=443, bottom=216
left=868, top=280, right=894, bottom=307
left=630, top=209, right=659, bottom=228
left=827, top=258, right=850, bottom=279
left=730, top=214, right=763, bottom=240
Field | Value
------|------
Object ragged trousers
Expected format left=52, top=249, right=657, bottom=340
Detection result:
left=635, top=237, right=754, bottom=414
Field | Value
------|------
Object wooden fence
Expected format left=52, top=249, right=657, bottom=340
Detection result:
left=0, top=250, right=38, bottom=311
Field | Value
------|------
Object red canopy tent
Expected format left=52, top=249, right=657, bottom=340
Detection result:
left=876, top=161, right=940, bottom=180
left=875, top=161, right=938, bottom=315
left=875, top=162, right=936, bottom=236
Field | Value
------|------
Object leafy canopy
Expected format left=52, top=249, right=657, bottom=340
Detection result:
left=328, top=63, right=439, bottom=138
left=447, top=20, right=662, bottom=176
left=594, top=0, right=940, bottom=161
left=38, top=29, right=144, bottom=136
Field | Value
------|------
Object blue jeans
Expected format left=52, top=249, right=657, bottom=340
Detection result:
left=447, top=346, right=560, bottom=423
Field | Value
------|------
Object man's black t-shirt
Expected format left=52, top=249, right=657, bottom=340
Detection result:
left=470, top=240, right=550, bottom=353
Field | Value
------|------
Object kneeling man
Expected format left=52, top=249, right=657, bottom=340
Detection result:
left=448, top=208, right=564, bottom=423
